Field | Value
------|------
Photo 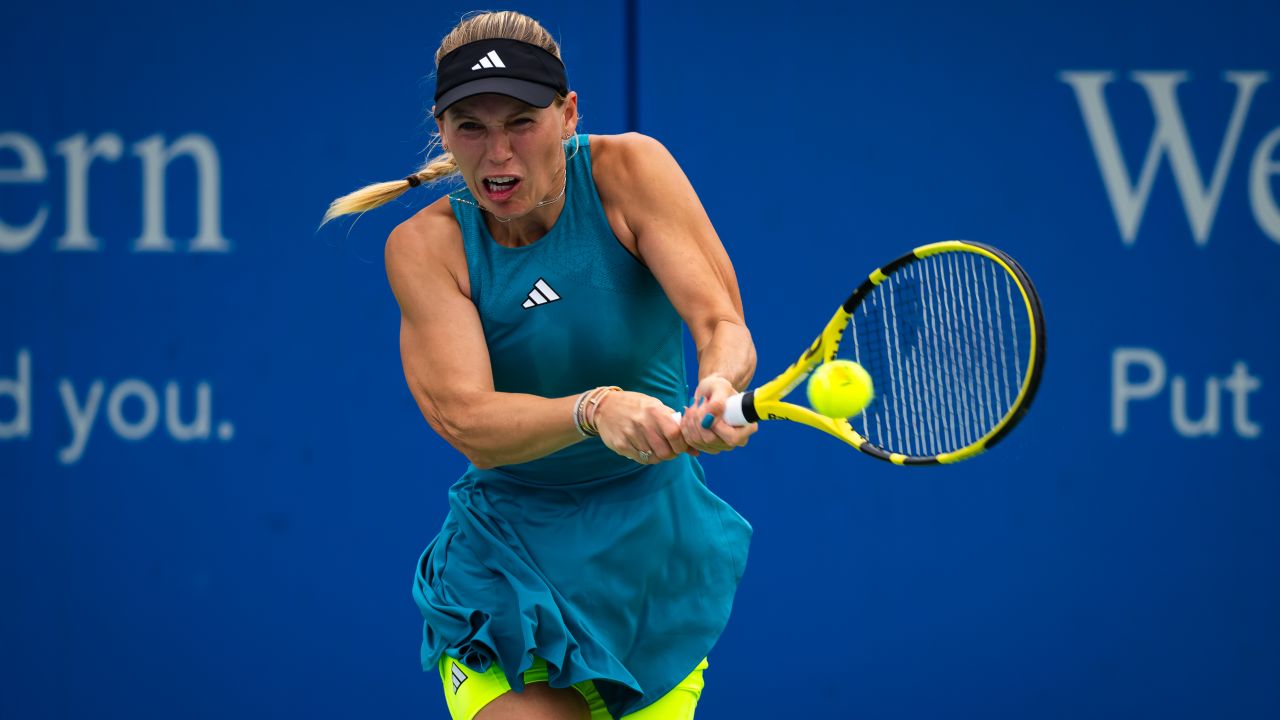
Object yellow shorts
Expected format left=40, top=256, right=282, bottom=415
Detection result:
left=438, top=655, right=709, bottom=720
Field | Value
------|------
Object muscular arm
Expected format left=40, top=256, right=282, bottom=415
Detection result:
left=593, top=133, right=757, bottom=451
left=384, top=204, right=584, bottom=469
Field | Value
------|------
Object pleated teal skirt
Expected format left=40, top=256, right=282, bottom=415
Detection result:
left=413, top=453, right=751, bottom=718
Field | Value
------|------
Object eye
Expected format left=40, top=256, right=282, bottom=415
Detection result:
left=457, top=121, right=484, bottom=132
left=510, top=117, right=536, bottom=128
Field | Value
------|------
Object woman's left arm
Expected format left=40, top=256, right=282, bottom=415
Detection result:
left=592, top=133, right=757, bottom=453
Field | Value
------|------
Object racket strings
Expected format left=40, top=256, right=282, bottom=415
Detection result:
left=840, top=251, right=1030, bottom=457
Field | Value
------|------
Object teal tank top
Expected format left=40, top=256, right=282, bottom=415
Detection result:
left=454, top=134, right=686, bottom=483
left=411, top=136, right=752, bottom=718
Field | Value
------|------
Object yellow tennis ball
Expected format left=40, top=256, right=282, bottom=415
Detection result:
left=807, top=360, right=874, bottom=418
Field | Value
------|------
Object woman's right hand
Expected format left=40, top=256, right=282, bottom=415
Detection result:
left=592, top=390, right=696, bottom=464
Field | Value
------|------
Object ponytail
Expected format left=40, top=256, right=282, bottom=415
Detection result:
left=320, top=152, right=459, bottom=226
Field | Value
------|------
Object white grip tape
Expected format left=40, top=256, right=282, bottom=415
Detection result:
left=722, top=393, right=747, bottom=426
left=669, top=393, right=748, bottom=427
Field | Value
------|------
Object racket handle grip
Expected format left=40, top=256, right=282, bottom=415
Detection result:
left=669, top=393, right=749, bottom=427
left=723, top=393, right=748, bottom=425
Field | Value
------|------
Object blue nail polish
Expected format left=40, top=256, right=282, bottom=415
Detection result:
left=698, top=397, right=705, bottom=407
left=701, top=414, right=715, bottom=429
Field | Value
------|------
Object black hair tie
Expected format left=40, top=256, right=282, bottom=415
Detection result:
left=405, top=174, right=422, bottom=188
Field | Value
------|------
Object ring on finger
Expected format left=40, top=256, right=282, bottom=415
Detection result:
left=636, top=449, right=652, bottom=462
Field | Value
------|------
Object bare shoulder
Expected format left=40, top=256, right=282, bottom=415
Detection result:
left=384, top=195, right=471, bottom=302
left=384, top=196, right=460, bottom=271
left=589, top=133, right=688, bottom=253
left=588, top=132, right=674, bottom=186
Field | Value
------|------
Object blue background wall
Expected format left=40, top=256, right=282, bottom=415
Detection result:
left=2, top=1, right=1277, bottom=717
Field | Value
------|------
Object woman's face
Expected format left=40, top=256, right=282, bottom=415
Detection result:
left=439, top=93, right=576, bottom=219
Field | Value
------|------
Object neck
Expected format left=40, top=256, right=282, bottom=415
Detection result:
left=486, top=200, right=562, bottom=247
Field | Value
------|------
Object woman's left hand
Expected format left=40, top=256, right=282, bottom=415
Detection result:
left=594, top=389, right=694, bottom=464
left=682, top=375, right=757, bottom=454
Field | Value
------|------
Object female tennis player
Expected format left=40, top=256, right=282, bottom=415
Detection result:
left=325, top=10, right=755, bottom=720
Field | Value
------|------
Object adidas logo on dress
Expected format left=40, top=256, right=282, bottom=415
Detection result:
left=471, top=51, right=506, bottom=70
left=522, top=278, right=561, bottom=309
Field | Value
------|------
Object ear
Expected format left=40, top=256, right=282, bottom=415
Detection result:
left=432, top=111, right=449, bottom=151
left=561, top=91, right=579, bottom=137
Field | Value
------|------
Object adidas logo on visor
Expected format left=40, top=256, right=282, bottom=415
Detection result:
left=471, top=50, right=506, bottom=70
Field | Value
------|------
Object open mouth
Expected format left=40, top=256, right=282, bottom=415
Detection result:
left=482, top=176, right=521, bottom=200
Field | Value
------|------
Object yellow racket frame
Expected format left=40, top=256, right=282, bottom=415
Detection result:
left=742, top=240, right=1044, bottom=465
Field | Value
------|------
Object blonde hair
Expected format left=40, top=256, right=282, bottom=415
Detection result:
left=321, top=11, right=565, bottom=225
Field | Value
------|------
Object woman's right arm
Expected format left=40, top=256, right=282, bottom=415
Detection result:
left=384, top=203, right=588, bottom=469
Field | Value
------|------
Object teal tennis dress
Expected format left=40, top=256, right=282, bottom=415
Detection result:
left=412, top=135, right=752, bottom=718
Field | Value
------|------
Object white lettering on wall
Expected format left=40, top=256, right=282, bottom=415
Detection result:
left=54, top=132, right=124, bottom=251
left=0, top=132, right=50, bottom=252
left=1249, top=126, right=1280, bottom=242
left=0, top=351, right=235, bottom=465
left=1112, top=347, right=1167, bottom=433
left=1059, top=70, right=1277, bottom=246
left=58, top=379, right=104, bottom=465
left=166, top=381, right=211, bottom=441
left=1111, top=347, right=1263, bottom=438
left=106, top=379, right=161, bottom=440
left=0, top=131, right=231, bottom=253
left=0, top=348, right=31, bottom=440
left=132, top=134, right=230, bottom=252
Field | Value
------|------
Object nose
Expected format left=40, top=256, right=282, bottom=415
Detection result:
left=485, top=128, right=514, bottom=165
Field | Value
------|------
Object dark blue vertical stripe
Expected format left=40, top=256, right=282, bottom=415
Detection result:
left=624, top=0, right=638, bottom=131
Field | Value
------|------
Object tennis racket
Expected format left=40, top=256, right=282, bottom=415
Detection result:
left=697, top=240, right=1045, bottom=465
